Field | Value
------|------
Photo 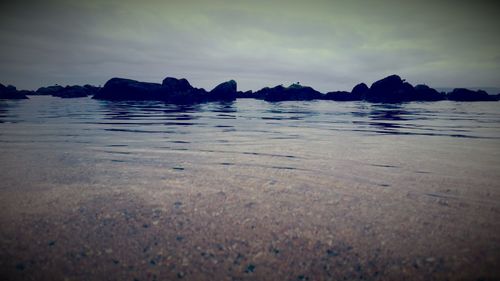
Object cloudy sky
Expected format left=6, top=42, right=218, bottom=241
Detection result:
left=0, top=0, right=499, bottom=92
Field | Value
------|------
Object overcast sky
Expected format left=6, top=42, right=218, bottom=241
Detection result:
left=0, top=0, right=499, bottom=92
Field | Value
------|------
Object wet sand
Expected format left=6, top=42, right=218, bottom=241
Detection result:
left=1, top=145, right=499, bottom=280
left=0, top=98, right=499, bottom=280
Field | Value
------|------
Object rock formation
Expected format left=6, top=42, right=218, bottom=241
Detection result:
left=4, top=74, right=499, bottom=103
left=93, top=77, right=237, bottom=103
left=447, top=88, right=497, bottom=101
left=209, top=80, right=237, bottom=101
left=351, top=83, right=369, bottom=99
left=324, top=91, right=355, bottom=101
left=36, top=84, right=100, bottom=98
left=0, top=83, right=29, bottom=99
left=413, top=84, right=446, bottom=101
left=365, top=75, right=416, bottom=102
left=253, top=83, right=323, bottom=101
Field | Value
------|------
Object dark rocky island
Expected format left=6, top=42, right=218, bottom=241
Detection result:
left=0, top=84, right=29, bottom=99
left=238, top=75, right=496, bottom=103
left=363, top=75, right=446, bottom=102
left=36, top=85, right=100, bottom=98
left=324, top=90, right=357, bottom=101
left=2, top=74, right=499, bottom=102
left=321, top=76, right=445, bottom=102
left=251, top=83, right=323, bottom=101
left=93, top=77, right=237, bottom=103
left=447, top=88, right=497, bottom=101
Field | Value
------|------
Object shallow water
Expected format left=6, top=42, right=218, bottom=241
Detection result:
left=0, top=96, right=499, bottom=280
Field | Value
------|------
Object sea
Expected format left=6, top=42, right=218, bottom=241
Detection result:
left=0, top=96, right=499, bottom=280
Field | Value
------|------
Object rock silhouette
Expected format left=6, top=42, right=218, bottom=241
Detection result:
left=324, top=91, right=355, bottom=101
left=4, top=74, right=498, bottom=102
left=365, top=75, right=417, bottom=102
left=253, top=83, right=323, bottom=101
left=351, top=83, right=369, bottom=99
left=361, top=75, right=450, bottom=102
left=160, top=77, right=207, bottom=104
left=36, top=85, right=100, bottom=98
left=93, top=77, right=237, bottom=103
left=414, top=84, right=446, bottom=101
left=324, top=83, right=367, bottom=101
left=447, top=88, right=496, bottom=101
left=162, top=77, right=193, bottom=92
left=92, top=78, right=163, bottom=100
left=36, top=85, right=64, bottom=95
left=0, top=83, right=29, bottom=99
left=236, top=90, right=255, bottom=99
left=209, top=80, right=237, bottom=101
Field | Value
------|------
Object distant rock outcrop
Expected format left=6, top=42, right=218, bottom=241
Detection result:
left=162, top=77, right=193, bottom=93
left=365, top=75, right=416, bottom=102
left=209, top=80, right=237, bottom=101
left=159, top=77, right=205, bottom=103
left=414, top=84, right=446, bottom=101
left=253, top=83, right=323, bottom=101
left=351, top=83, right=369, bottom=99
left=324, top=83, right=368, bottom=101
left=447, top=88, right=496, bottom=101
left=36, top=85, right=64, bottom=95
left=17, top=90, right=36, bottom=96
left=324, top=91, right=356, bottom=101
left=55, top=85, right=100, bottom=98
left=362, top=75, right=448, bottom=102
left=0, top=83, right=29, bottom=99
left=236, top=90, right=255, bottom=99
left=93, top=78, right=163, bottom=100
left=5, top=74, right=499, bottom=103
left=94, top=77, right=238, bottom=103
left=36, top=84, right=100, bottom=98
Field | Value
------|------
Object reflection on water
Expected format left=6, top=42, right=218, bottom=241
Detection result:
left=370, top=104, right=411, bottom=122
left=345, top=102, right=500, bottom=138
left=1, top=97, right=498, bottom=139
left=263, top=102, right=319, bottom=121
left=0, top=96, right=500, bottom=280
left=1, top=96, right=499, bottom=191
left=0, top=100, right=22, bottom=124
left=102, top=101, right=201, bottom=122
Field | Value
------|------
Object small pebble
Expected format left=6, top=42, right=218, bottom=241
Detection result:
left=327, top=249, right=339, bottom=257
left=245, top=264, right=255, bottom=273
left=234, top=253, right=243, bottom=265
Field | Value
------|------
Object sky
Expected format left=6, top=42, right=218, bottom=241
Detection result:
left=0, top=0, right=499, bottom=92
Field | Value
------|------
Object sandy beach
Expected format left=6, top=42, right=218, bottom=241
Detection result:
left=1, top=98, right=499, bottom=280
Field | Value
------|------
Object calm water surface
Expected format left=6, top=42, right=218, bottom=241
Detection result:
left=1, top=96, right=499, bottom=280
